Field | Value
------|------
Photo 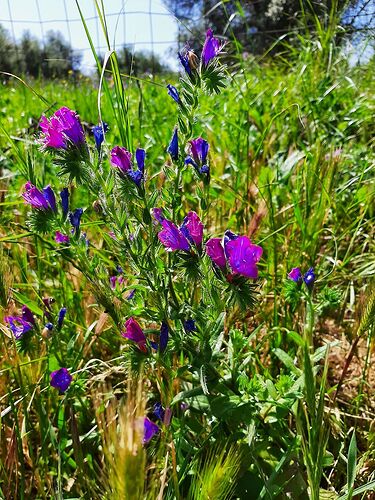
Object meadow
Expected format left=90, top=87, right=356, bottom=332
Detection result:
left=0, top=12, right=374, bottom=500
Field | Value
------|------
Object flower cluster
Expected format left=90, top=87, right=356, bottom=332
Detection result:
left=288, top=267, right=316, bottom=289
left=152, top=210, right=203, bottom=253
left=40, top=106, right=85, bottom=150
left=111, top=146, right=146, bottom=186
left=121, top=317, right=169, bottom=354
left=206, top=231, right=263, bottom=279
left=185, top=138, right=210, bottom=178
left=178, top=28, right=224, bottom=76
left=22, top=182, right=57, bottom=212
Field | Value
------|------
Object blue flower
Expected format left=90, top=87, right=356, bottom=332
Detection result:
left=69, top=208, right=83, bottom=233
left=303, top=268, right=315, bottom=289
left=153, top=402, right=165, bottom=422
left=60, top=188, right=69, bottom=218
left=167, top=128, right=179, bottom=161
left=178, top=52, right=192, bottom=75
left=184, top=319, right=196, bottom=332
left=167, top=84, right=180, bottom=104
left=92, top=122, right=109, bottom=152
left=50, top=367, right=72, bottom=393
left=57, top=307, right=67, bottom=330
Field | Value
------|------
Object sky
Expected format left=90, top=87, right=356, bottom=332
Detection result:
left=0, top=0, right=179, bottom=72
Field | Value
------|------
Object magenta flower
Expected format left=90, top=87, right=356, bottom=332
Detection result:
left=4, top=316, right=33, bottom=340
left=40, top=107, right=85, bottom=149
left=50, top=368, right=72, bottom=393
left=155, top=211, right=204, bottom=253
left=158, top=220, right=190, bottom=252
left=55, top=231, right=70, bottom=244
left=202, top=29, right=223, bottom=66
left=143, top=417, right=159, bottom=444
left=206, top=238, right=226, bottom=268
left=110, top=146, right=145, bottom=186
left=180, top=211, right=204, bottom=247
left=22, top=182, right=57, bottom=212
left=225, top=236, right=263, bottom=279
left=122, top=317, right=147, bottom=353
left=185, top=137, right=210, bottom=176
left=206, top=233, right=262, bottom=279
left=288, top=267, right=302, bottom=282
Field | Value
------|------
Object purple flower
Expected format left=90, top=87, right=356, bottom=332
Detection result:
left=178, top=51, right=192, bottom=75
left=184, top=319, right=196, bottom=332
left=143, top=417, right=159, bottom=444
left=55, top=231, right=70, bottom=244
left=60, top=188, right=69, bottom=218
left=4, top=316, right=33, bottom=340
left=167, top=84, right=180, bottom=104
left=225, top=236, right=263, bottom=279
left=110, top=146, right=145, bottom=186
left=22, top=305, right=35, bottom=325
left=159, top=321, right=169, bottom=352
left=158, top=219, right=190, bottom=252
left=45, top=322, right=54, bottom=331
left=92, top=122, right=108, bottom=152
left=288, top=267, right=302, bottom=282
left=40, top=107, right=85, bottom=149
left=50, top=368, right=72, bottom=393
left=153, top=402, right=165, bottom=421
left=110, top=276, right=117, bottom=289
left=180, top=211, right=204, bottom=247
left=127, top=289, right=136, bottom=300
left=57, top=307, right=67, bottom=330
left=206, top=238, right=226, bottom=268
left=22, top=182, right=57, bottom=212
left=151, top=208, right=165, bottom=224
left=303, top=267, right=315, bottom=289
left=202, top=28, right=223, bottom=66
left=122, top=317, right=147, bottom=353
left=185, top=137, right=210, bottom=176
left=69, top=208, right=83, bottom=233
left=167, top=128, right=179, bottom=161
left=111, top=146, right=132, bottom=173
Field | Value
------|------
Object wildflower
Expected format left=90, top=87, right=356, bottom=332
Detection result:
left=178, top=51, right=192, bottom=75
left=225, top=236, right=263, bottom=279
left=22, top=182, right=57, bottom=212
left=127, top=289, right=136, bottom=300
left=143, top=417, right=159, bottom=444
left=69, top=208, right=83, bottom=233
left=202, top=29, right=223, bottom=66
left=4, top=316, right=33, bottom=340
left=22, top=306, right=35, bottom=325
left=110, top=146, right=145, bottom=186
left=167, top=84, right=180, bottom=104
left=153, top=402, right=165, bottom=421
left=60, top=188, right=69, bottom=218
left=50, top=368, right=72, bottom=393
left=180, top=211, right=204, bottom=247
left=40, top=106, right=85, bottom=149
left=288, top=267, right=302, bottom=282
left=158, top=219, right=190, bottom=252
left=122, top=317, right=147, bottom=353
left=57, top=307, right=67, bottom=330
left=303, top=267, right=315, bottom=289
left=159, top=321, right=169, bottom=353
left=206, top=238, right=226, bottom=268
left=167, top=128, right=179, bottom=161
left=55, top=231, right=70, bottom=244
left=206, top=233, right=262, bottom=279
left=185, top=137, right=210, bottom=176
left=92, top=122, right=108, bottom=152
left=110, top=276, right=117, bottom=289
left=184, top=319, right=196, bottom=332
left=151, top=208, right=165, bottom=224
left=42, top=322, right=54, bottom=338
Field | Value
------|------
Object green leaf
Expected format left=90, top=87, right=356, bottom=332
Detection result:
left=347, top=431, right=357, bottom=496
left=12, top=291, right=44, bottom=316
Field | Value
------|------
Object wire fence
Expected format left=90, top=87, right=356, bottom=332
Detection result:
left=0, top=0, right=374, bottom=72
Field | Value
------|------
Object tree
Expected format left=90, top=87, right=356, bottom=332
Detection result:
left=163, top=0, right=362, bottom=54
